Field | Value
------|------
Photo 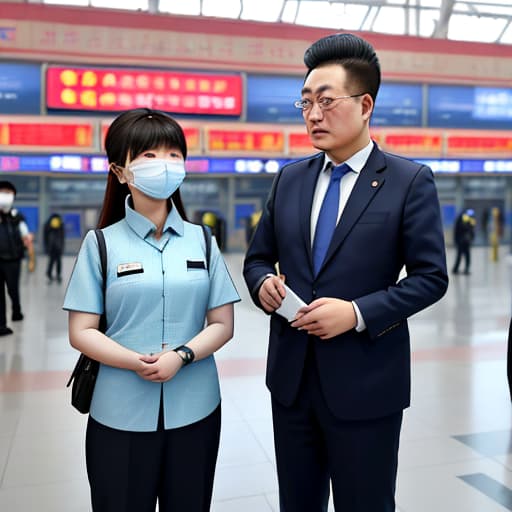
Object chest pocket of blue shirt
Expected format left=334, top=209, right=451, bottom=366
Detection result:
left=186, top=259, right=208, bottom=280
left=114, top=269, right=146, bottom=288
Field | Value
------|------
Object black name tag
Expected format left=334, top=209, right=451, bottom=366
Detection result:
left=187, top=260, right=206, bottom=269
left=117, top=262, right=144, bottom=277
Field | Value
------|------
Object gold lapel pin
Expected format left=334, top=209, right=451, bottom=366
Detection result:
left=371, top=180, right=379, bottom=188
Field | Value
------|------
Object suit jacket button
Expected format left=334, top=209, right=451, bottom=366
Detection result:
left=312, top=289, right=317, bottom=297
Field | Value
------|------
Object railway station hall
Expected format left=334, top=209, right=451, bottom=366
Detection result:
left=1, top=1, right=512, bottom=511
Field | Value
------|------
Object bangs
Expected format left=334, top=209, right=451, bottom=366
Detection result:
left=127, top=113, right=187, bottom=161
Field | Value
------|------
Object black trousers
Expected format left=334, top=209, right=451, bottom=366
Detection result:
left=271, top=346, right=402, bottom=512
left=86, top=403, right=221, bottom=512
left=0, top=259, right=21, bottom=326
left=46, top=248, right=62, bottom=279
left=452, top=243, right=471, bottom=273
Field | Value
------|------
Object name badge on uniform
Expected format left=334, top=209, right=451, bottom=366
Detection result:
left=187, top=260, right=206, bottom=270
left=117, top=262, right=144, bottom=277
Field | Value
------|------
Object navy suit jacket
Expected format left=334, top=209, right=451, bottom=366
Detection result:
left=243, top=144, right=448, bottom=420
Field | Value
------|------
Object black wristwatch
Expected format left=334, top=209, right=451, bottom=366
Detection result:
left=174, top=345, right=195, bottom=366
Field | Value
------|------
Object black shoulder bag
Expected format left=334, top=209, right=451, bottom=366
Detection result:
left=66, top=229, right=106, bottom=414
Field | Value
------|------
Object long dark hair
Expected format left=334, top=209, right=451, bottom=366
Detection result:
left=97, top=108, right=188, bottom=228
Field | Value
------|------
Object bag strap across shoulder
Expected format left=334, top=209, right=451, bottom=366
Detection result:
left=200, top=224, right=212, bottom=274
left=94, top=229, right=107, bottom=332
left=65, top=229, right=106, bottom=389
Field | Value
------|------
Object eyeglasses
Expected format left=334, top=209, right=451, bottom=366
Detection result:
left=294, top=93, right=366, bottom=112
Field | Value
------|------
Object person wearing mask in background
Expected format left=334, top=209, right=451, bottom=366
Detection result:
left=243, top=33, right=448, bottom=511
left=452, top=208, right=476, bottom=275
left=63, top=108, right=240, bottom=512
left=44, top=213, right=65, bottom=283
left=0, top=181, right=35, bottom=336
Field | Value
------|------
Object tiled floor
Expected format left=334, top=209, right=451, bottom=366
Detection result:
left=0, top=245, right=511, bottom=511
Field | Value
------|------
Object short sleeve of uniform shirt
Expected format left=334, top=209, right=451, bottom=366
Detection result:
left=62, top=230, right=103, bottom=315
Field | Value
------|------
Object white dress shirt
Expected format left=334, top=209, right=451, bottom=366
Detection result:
left=310, top=140, right=374, bottom=332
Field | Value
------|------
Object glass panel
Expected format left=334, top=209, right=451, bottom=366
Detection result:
left=241, top=0, right=285, bottom=22
left=449, top=15, right=507, bottom=43
left=91, top=0, right=148, bottom=9
left=202, top=0, right=242, bottom=18
left=158, top=0, right=200, bottom=15
left=43, top=0, right=88, bottom=5
left=372, top=6, right=405, bottom=35
left=47, top=178, right=107, bottom=205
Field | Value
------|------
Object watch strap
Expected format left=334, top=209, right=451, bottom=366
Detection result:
left=174, top=345, right=195, bottom=366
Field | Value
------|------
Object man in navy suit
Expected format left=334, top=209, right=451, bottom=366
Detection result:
left=243, top=33, right=448, bottom=511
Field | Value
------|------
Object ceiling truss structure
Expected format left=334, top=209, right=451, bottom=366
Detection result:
left=195, top=0, right=512, bottom=44
left=42, top=0, right=512, bottom=44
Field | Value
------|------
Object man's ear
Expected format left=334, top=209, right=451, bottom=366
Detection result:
left=361, top=93, right=374, bottom=121
left=109, top=163, right=127, bottom=183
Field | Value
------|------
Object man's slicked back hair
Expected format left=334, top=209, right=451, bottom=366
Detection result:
left=303, top=33, right=381, bottom=102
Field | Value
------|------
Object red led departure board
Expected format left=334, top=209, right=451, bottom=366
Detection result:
left=46, top=67, right=243, bottom=116
left=207, top=129, right=284, bottom=152
left=288, top=132, right=314, bottom=154
left=0, top=121, right=93, bottom=148
left=447, top=134, right=512, bottom=154
left=384, top=133, right=442, bottom=154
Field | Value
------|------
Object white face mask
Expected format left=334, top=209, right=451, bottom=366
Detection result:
left=0, top=192, right=14, bottom=212
left=127, top=159, right=186, bottom=199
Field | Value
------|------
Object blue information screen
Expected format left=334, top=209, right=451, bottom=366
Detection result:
left=62, top=212, right=82, bottom=239
left=0, top=63, right=42, bottom=114
left=247, top=76, right=423, bottom=127
left=246, top=75, right=304, bottom=124
left=372, top=83, right=423, bottom=126
left=428, top=85, right=512, bottom=128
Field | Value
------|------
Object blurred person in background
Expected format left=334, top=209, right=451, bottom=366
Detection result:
left=0, top=180, right=34, bottom=336
left=44, top=213, right=65, bottom=283
left=63, top=108, right=239, bottom=512
left=452, top=208, right=476, bottom=275
left=245, top=209, right=262, bottom=246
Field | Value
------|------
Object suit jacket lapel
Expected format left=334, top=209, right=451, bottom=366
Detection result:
left=299, top=154, right=324, bottom=274
left=321, top=146, right=387, bottom=271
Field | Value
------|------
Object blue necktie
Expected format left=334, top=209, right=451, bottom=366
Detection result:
left=313, top=162, right=352, bottom=275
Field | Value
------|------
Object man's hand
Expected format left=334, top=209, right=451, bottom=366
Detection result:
left=291, top=298, right=357, bottom=340
left=258, top=274, right=286, bottom=313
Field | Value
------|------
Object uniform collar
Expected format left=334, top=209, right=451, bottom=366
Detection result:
left=124, top=196, right=184, bottom=239
left=322, top=140, right=374, bottom=174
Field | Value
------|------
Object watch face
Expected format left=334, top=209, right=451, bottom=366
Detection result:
left=176, top=346, right=194, bottom=365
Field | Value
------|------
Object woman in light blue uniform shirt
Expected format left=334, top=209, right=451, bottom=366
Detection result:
left=64, top=108, right=240, bottom=512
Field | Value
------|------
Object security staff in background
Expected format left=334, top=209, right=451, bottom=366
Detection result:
left=0, top=181, right=35, bottom=336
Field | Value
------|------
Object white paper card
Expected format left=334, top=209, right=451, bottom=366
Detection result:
left=276, top=283, right=307, bottom=322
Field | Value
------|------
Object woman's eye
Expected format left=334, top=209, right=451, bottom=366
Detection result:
left=142, top=152, right=156, bottom=158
